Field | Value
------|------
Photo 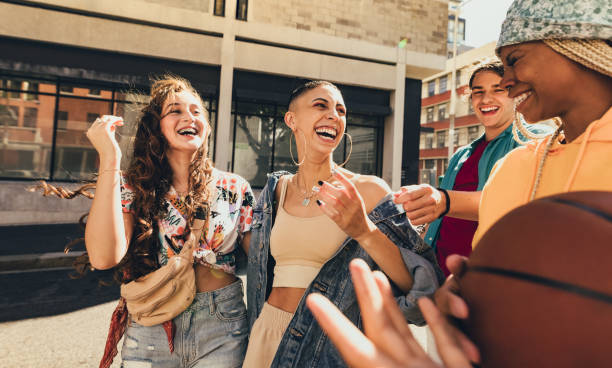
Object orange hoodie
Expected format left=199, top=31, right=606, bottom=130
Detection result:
left=473, top=106, right=612, bottom=247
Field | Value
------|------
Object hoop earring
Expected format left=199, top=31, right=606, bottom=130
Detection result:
left=512, top=109, right=556, bottom=145
left=289, top=129, right=306, bottom=166
left=338, top=132, right=353, bottom=167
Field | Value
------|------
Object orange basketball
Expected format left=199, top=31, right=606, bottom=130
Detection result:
left=460, top=191, right=612, bottom=367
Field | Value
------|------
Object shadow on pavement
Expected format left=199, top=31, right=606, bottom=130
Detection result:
left=0, top=268, right=119, bottom=322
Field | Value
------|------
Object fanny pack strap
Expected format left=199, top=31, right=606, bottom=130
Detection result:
left=177, top=218, right=205, bottom=258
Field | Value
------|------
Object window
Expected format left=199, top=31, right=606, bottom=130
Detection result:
left=23, top=107, right=38, bottom=128
left=24, top=82, right=39, bottom=101
left=438, top=103, right=447, bottom=121
left=468, top=126, right=480, bottom=141
left=6, top=80, right=21, bottom=98
left=436, top=130, right=447, bottom=148
left=452, top=129, right=459, bottom=146
left=214, top=0, right=225, bottom=16
left=57, top=111, right=68, bottom=130
left=0, top=104, right=19, bottom=126
left=420, top=132, right=434, bottom=149
left=236, top=0, right=248, bottom=20
left=455, top=69, right=462, bottom=87
left=426, top=107, right=434, bottom=123
left=427, top=81, right=435, bottom=97
left=86, top=113, right=99, bottom=123
left=88, top=88, right=101, bottom=96
left=59, top=85, right=74, bottom=94
left=439, top=75, right=448, bottom=93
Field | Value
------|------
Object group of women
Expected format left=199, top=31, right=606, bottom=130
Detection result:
left=44, top=0, right=610, bottom=366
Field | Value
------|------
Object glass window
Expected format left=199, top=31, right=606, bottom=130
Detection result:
left=236, top=0, right=248, bottom=20
left=455, top=69, right=462, bottom=87
left=24, top=107, right=38, bottom=128
left=232, top=113, right=275, bottom=188
left=425, top=132, right=434, bottom=149
left=439, top=75, right=448, bottom=93
left=427, top=81, right=435, bottom=97
left=453, top=129, right=459, bottom=146
left=272, top=119, right=293, bottom=174
left=0, top=104, right=19, bottom=126
left=438, top=103, right=447, bottom=121
left=59, top=85, right=74, bottom=94
left=426, top=107, right=434, bottom=123
left=57, top=111, right=68, bottom=130
left=214, top=0, right=225, bottom=16
left=53, top=97, right=112, bottom=180
left=88, top=88, right=101, bottom=96
left=436, top=130, right=447, bottom=148
left=344, top=125, right=378, bottom=175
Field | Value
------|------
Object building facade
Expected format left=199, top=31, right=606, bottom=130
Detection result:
left=418, top=41, right=496, bottom=185
left=0, top=0, right=448, bottom=225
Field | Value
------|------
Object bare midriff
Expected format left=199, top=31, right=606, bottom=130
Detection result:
left=195, top=264, right=237, bottom=292
left=267, top=287, right=306, bottom=313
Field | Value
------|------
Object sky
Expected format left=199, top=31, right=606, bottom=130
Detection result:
left=461, top=0, right=515, bottom=47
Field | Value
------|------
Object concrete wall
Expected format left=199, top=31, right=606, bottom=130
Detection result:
left=252, top=0, right=449, bottom=55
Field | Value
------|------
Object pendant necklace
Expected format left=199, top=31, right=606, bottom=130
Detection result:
left=295, top=169, right=334, bottom=206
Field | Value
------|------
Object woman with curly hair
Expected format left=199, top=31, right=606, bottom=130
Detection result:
left=44, top=76, right=254, bottom=367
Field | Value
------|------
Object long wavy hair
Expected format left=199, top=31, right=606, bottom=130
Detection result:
left=36, top=75, right=214, bottom=283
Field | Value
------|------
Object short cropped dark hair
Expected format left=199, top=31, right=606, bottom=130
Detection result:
left=288, top=80, right=341, bottom=108
left=468, top=61, right=504, bottom=89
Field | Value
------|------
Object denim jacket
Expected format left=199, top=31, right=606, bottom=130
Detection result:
left=246, top=172, right=445, bottom=367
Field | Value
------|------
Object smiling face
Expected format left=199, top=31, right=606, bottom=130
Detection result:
left=498, top=41, right=581, bottom=124
left=285, top=84, right=347, bottom=158
left=159, top=90, right=209, bottom=154
left=470, top=70, right=515, bottom=133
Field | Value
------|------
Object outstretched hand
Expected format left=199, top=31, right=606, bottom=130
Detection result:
left=394, top=184, right=446, bottom=225
left=306, top=258, right=479, bottom=368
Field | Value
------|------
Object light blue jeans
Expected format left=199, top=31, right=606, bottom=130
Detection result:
left=121, top=279, right=248, bottom=368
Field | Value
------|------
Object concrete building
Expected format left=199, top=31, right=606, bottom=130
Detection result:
left=418, top=41, right=497, bottom=185
left=0, top=0, right=449, bottom=226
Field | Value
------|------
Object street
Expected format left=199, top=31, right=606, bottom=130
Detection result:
left=0, top=268, right=123, bottom=368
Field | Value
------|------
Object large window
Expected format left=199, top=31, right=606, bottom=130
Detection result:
left=214, top=0, right=225, bottom=16
left=426, top=107, right=434, bottom=123
left=236, top=0, right=248, bottom=20
left=436, top=130, right=447, bottom=148
left=467, top=126, right=480, bottom=141
left=427, top=81, right=435, bottom=97
left=0, top=73, right=217, bottom=181
left=231, top=101, right=383, bottom=188
left=438, top=103, right=447, bottom=121
left=439, top=75, right=448, bottom=94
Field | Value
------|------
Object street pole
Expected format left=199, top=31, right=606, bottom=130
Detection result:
left=448, top=6, right=459, bottom=164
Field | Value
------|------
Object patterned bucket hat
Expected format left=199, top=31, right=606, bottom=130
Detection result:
left=497, top=0, right=612, bottom=50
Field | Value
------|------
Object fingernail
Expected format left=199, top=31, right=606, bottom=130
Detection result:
left=317, top=180, right=323, bottom=186
left=316, top=199, right=322, bottom=206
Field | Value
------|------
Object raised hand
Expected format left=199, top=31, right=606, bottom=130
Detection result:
left=393, top=184, right=445, bottom=225
left=86, top=115, right=124, bottom=166
left=306, top=259, right=476, bottom=368
left=316, top=169, right=378, bottom=241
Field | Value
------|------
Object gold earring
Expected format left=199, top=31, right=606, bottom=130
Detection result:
left=289, top=129, right=306, bottom=166
left=338, top=132, right=353, bottom=167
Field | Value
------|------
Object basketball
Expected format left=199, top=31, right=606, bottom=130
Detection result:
left=459, top=191, right=612, bottom=367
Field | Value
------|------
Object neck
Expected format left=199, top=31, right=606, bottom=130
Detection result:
left=296, top=157, right=335, bottom=187
left=167, top=150, right=194, bottom=192
left=484, top=118, right=512, bottom=141
left=561, top=73, right=612, bottom=142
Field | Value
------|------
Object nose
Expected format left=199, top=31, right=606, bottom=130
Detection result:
left=183, top=110, right=196, bottom=122
left=328, top=109, right=340, bottom=121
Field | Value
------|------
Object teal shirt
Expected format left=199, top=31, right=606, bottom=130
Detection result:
left=424, top=123, right=553, bottom=250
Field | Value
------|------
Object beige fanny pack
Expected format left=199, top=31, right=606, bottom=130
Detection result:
left=120, top=219, right=204, bottom=326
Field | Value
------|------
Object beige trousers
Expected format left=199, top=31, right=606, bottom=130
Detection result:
left=242, top=302, right=294, bottom=368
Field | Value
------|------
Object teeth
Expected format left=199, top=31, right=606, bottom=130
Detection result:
left=315, top=127, right=337, bottom=139
left=514, top=91, right=532, bottom=105
left=178, top=127, right=197, bottom=135
left=480, top=106, right=499, bottom=112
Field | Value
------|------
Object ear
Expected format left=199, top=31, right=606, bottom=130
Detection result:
left=284, top=111, right=295, bottom=131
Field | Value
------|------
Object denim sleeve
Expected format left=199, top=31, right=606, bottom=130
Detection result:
left=376, top=211, right=445, bottom=326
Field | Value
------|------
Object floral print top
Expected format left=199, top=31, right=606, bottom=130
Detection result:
left=120, top=168, right=254, bottom=275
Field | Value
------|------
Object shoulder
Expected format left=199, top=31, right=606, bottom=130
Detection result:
left=352, top=174, right=391, bottom=211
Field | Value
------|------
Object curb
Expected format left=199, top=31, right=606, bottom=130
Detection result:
left=0, top=251, right=86, bottom=272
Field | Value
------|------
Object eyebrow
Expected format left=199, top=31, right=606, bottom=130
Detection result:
left=472, top=84, right=502, bottom=90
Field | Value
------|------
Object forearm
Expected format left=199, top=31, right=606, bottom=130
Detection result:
left=355, top=227, right=414, bottom=292
left=446, top=190, right=481, bottom=221
left=85, top=160, right=129, bottom=269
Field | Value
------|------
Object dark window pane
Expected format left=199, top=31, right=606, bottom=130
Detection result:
left=24, top=107, right=38, bottom=128
left=236, top=0, right=248, bottom=20
left=232, top=114, right=274, bottom=188
left=214, top=0, right=225, bottom=16
left=272, top=120, right=294, bottom=173
left=57, top=110, right=68, bottom=130
left=88, top=88, right=101, bottom=96
left=439, top=75, right=448, bottom=93
left=344, top=125, right=378, bottom=175
left=59, top=85, right=74, bottom=94
left=54, top=97, right=112, bottom=180
left=0, top=104, right=19, bottom=126
left=438, top=104, right=447, bottom=121
left=428, top=81, right=435, bottom=97
left=235, top=101, right=275, bottom=116
left=60, top=84, right=112, bottom=99
left=426, top=107, right=434, bottom=123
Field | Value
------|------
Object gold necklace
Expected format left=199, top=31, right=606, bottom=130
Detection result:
left=294, top=170, right=333, bottom=206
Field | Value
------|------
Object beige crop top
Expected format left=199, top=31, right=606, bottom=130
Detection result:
left=270, top=175, right=349, bottom=288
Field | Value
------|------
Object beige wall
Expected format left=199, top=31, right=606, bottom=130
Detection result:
left=252, top=0, right=449, bottom=55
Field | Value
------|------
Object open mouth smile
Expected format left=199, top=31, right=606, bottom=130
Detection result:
left=315, top=126, right=338, bottom=142
left=177, top=127, right=199, bottom=136
left=479, top=106, right=500, bottom=116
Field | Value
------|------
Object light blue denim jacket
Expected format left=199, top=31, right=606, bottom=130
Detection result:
left=246, top=172, right=445, bottom=367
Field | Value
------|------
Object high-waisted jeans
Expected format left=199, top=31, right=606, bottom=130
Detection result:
left=121, top=279, right=248, bottom=368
